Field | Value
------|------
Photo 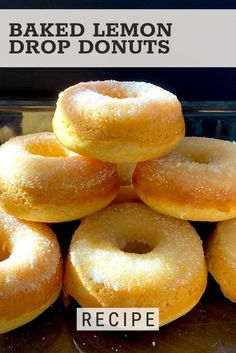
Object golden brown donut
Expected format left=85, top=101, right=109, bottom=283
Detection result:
left=0, top=211, right=62, bottom=333
left=133, top=137, right=236, bottom=221
left=206, top=219, right=236, bottom=302
left=53, top=80, right=185, bottom=163
left=114, top=162, right=140, bottom=203
left=64, top=203, right=207, bottom=326
left=0, top=132, right=119, bottom=223
left=116, top=163, right=137, bottom=185
left=113, top=185, right=140, bottom=204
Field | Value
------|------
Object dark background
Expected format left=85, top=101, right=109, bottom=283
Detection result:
left=0, top=0, right=236, bottom=101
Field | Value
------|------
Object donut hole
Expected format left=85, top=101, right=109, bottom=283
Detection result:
left=0, top=241, right=10, bottom=262
left=184, top=152, right=212, bottom=164
left=191, top=154, right=210, bottom=164
left=121, top=240, right=152, bottom=254
left=96, top=84, right=138, bottom=99
left=27, top=141, right=68, bottom=158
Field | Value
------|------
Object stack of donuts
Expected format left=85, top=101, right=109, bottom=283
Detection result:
left=0, top=80, right=236, bottom=333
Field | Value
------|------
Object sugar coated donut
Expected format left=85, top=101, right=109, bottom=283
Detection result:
left=114, top=162, right=140, bottom=203
left=64, top=203, right=207, bottom=326
left=0, top=132, right=119, bottom=222
left=53, top=80, right=185, bottom=163
left=0, top=211, right=62, bottom=333
left=113, top=185, right=140, bottom=204
left=116, top=163, right=137, bottom=186
left=206, top=219, right=236, bottom=302
left=133, top=137, right=236, bottom=222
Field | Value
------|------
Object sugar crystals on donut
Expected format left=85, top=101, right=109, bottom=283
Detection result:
left=53, top=80, right=185, bottom=163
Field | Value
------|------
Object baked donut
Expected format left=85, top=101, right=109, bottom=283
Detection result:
left=113, top=185, right=140, bottom=203
left=114, top=162, right=140, bottom=203
left=133, top=137, right=236, bottom=222
left=116, top=163, right=137, bottom=185
left=0, top=210, right=62, bottom=333
left=53, top=80, right=185, bottom=163
left=0, top=132, right=119, bottom=222
left=206, top=219, right=236, bottom=302
left=64, top=203, right=207, bottom=326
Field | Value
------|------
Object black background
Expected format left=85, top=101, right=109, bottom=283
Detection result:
left=0, top=0, right=236, bottom=101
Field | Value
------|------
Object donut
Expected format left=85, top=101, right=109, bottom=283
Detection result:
left=63, top=203, right=207, bottom=326
left=53, top=80, right=185, bottom=163
left=114, top=162, right=140, bottom=203
left=0, top=210, right=62, bottom=333
left=133, top=137, right=236, bottom=222
left=116, top=163, right=137, bottom=185
left=0, top=132, right=119, bottom=223
left=113, top=185, right=140, bottom=204
left=206, top=219, right=236, bottom=302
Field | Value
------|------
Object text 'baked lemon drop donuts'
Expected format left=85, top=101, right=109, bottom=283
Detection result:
left=0, top=211, right=62, bottom=333
left=64, top=203, right=207, bottom=326
left=206, top=219, right=236, bottom=302
left=133, top=137, right=236, bottom=222
left=53, top=80, right=185, bottom=163
left=0, top=132, right=119, bottom=223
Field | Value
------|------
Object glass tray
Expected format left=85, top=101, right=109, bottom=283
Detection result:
left=0, top=101, right=236, bottom=353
